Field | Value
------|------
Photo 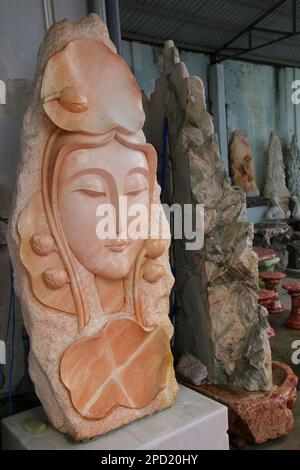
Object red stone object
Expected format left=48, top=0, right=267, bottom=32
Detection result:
left=258, top=289, right=276, bottom=338
left=180, top=361, right=298, bottom=445
left=258, top=289, right=275, bottom=311
left=253, top=247, right=277, bottom=262
left=282, top=282, right=300, bottom=329
left=260, top=271, right=287, bottom=314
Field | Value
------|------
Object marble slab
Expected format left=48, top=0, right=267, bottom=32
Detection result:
left=1, top=385, right=229, bottom=450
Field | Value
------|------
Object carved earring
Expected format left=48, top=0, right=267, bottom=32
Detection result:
left=133, top=239, right=167, bottom=327
left=30, top=232, right=55, bottom=256
left=143, top=239, right=166, bottom=283
left=143, top=260, right=166, bottom=283
left=43, top=267, right=69, bottom=289
left=144, top=239, right=166, bottom=259
left=30, top=232, right=69, bottom=290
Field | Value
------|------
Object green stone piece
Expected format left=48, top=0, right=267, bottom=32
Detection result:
left=259, top=257, right=280, bottom=272
left=22, top=417, right=47, bottom=435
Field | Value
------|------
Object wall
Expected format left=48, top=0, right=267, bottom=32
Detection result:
left=122, top=40, right=210, bottom=98
left=278, top=67, right=300, bottom=147
left=123, top=43, right=300, bottom=203
left=224, top=60, right=277, bottom=193
left=0, top=0, right=89, bottom=185
left=224, top=60, right=300, bottom=195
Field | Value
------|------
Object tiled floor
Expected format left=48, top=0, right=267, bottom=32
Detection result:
left=244, top=278, right=300, bottom=450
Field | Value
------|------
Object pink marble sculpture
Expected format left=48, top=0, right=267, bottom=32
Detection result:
left=8, top=14, right=178, bottom=440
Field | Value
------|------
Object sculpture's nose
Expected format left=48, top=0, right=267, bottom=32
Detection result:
left=112, top=194, right=128, bottom=240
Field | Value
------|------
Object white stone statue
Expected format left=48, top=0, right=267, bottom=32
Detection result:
left=286, top=135, right=300, bottom=199
left=264, top=196, right=290, bottom=220
left=292, top=195, right=300, bottom=220
left=263, top=132, right=290, bottom=200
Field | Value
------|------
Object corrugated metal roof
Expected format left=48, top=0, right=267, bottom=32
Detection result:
left=120, top=0, right=300, bottom=67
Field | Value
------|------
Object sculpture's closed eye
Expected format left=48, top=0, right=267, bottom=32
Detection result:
left=124, top=187, right=148, bottom=197
left=75, top=188, right=106, bottom=197
left=71, top=174, right=107, bottom=197
left=124, top=173, right=148, bottom=197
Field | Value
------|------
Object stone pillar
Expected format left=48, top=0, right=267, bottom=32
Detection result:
left=105, top=0, right=122, bottom=54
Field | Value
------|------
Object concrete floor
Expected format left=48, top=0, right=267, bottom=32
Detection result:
left=244, top=278, right=300, bottom=450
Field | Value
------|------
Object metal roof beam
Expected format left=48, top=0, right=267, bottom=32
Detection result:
left=120, top=0, right=244, bottom=34
left=214, top=0, right=289, bottom=54
left=253, top=26, right=292, bottom=35
left=217, top=28, right=300, bottom=62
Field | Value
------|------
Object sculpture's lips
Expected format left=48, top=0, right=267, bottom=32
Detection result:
left=106, top=241, right=129, bottom=252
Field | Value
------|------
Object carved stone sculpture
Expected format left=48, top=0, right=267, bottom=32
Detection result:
left=7, top=15, right=178, bottom=440
left=291, top=195, right=300, bottom=220
left=146, top=41, right=272, bottom=392
left=263, top=132, right=290, bottom=203
left=229, top=130, right=259, bottom=196
left=285, top=134, right=300, bottom=199
left=264, top=196, right=290, bottom=220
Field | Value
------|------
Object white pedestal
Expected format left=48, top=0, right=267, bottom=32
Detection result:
left=1, top=385, right=229, bottom=450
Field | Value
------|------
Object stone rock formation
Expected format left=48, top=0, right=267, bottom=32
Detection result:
left=146, top=41, right=272, bottom=392
left=285, top=134, right=300, bottom=199
left=7, top=15, right=178, bottom=441
left=263, top=132, right=290, bottom=203
left=229, top=130, right=259, bottom=196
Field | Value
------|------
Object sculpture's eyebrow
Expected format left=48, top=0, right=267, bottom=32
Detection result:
left=126, top=167, right=149, bottom=178
left=68, top=168, right=113, bottom=182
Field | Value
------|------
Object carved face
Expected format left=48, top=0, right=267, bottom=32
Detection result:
left=58, top=139, right=149, bottom=280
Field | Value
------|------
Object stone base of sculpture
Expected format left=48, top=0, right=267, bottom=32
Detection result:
left=180, top=361, right=298, bottom=445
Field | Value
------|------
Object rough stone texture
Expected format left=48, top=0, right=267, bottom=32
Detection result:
left=175, top=352, right=208, bottom=386
left=180, top=361, right=298, bottom=445
left=229, top=129, right=259, bottom=196
left=146, top=41, right=272, bottom=392
left=7, top=16, right=178, bottom=441
left=254, top=221, right=293, bottom=272
left=263, top=132, right=290, bottom=202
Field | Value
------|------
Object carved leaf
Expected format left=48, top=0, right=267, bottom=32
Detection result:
left=60, top=319, right=171, bottom=419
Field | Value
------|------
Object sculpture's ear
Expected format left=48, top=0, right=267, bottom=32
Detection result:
left=18, top=192, right=76, bottom=315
